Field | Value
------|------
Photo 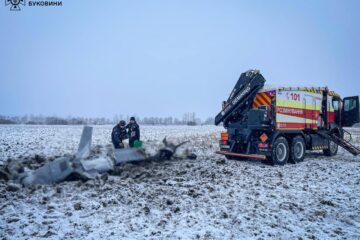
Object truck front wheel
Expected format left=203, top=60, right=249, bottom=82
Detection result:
left=323, top=130, right=339, bottom=156
left=269, top=137, right=289, bottom=165
left=289, top=136, right=305, bottom=163
left=323, top=140, right=338, bottom=156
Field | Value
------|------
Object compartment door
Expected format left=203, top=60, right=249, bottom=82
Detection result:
left=304, top=97, right=309, bottom=129
left=304, top=96, right=316, bottom=129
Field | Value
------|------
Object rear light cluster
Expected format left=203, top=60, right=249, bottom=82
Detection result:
left=258, top=133, right=269, bottom=149
left=221, top=132, right=228, bottom=141
left=220, top=132, right=229, bottom=146
left=258, top=143, right=269, bottom=148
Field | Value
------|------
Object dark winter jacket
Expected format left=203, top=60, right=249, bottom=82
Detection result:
left=111, top=124, right=128, bottom=148
left=126, top=122, right=140, bottom=141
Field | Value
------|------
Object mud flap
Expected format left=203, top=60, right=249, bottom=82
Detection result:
left=216, top=151, right=266, bottom=160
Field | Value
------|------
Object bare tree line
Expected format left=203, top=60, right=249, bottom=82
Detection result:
left=0, top=114, right=215, bottom=126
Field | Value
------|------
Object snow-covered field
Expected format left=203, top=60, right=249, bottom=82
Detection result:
left=0, top=125, right=219, bottom=163
left=1, top=125, right=360, bottom=239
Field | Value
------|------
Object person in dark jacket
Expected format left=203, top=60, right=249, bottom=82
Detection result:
left=111, top=120, right=128, bottom=149
left=126, top=117, right=140, bottom=148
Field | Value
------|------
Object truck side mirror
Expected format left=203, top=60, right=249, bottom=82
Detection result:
left=342, top=96, right=360, bottom=127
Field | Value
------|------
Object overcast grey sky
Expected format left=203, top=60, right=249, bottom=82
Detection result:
left=1, top=0, right=359, bottom=119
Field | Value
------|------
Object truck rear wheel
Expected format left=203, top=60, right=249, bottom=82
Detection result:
left=269, top=137, right=289, bottom=165
left=289, top=136, right=305, bottom=163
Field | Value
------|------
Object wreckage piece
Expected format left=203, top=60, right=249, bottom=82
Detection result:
left=20, top=156, right=112, bottom=187
left=9, top=127, right=195, bottom=187
left=20, top=156, right=74, bottom=187
left=156, top=138, right=190, bottom=160
left=76, top=126, right=93, bottom=159
left=113, top=138, right=191, bottom=163
left=113, top=148, right=147, bottom=164
left=19, top=126, right=96, bottom=186
left=163, top=138, right=189, bottom=152
left=80, top=157, right=114, bottom=176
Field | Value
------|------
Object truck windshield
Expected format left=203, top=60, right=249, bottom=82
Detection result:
left=344, top=98, right=357, bottom=111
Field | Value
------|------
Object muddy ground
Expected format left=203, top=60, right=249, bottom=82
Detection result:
left=0, top=125, right=360, bottom=239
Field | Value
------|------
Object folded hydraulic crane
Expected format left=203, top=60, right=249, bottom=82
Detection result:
left=215, top=70, right=266, bottom=127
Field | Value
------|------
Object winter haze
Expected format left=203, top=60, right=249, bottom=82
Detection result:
left=1, top=0, right=360, bottom=119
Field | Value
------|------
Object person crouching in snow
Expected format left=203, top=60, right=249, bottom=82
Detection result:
left=111, top=120, right=128, bottom=149
left=127, top=117, right=140, bottom=148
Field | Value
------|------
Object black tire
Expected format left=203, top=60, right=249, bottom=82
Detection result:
left=323, top=139, right=338, bottom=156
left=289, top=136, right=306, bottom=163
left=269, top=136, right=289, bottom=165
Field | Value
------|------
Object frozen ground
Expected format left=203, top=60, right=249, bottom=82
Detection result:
left=0, top=125, right=360, bottom=239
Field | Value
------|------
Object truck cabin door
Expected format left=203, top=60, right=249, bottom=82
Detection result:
left=342, top=96, right=360, bottom=127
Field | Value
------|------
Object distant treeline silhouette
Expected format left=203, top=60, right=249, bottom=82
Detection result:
left=0, top=114, right=215, bottom=126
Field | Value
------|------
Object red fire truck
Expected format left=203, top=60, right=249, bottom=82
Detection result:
left=215, top=70, right=360, bottom=165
